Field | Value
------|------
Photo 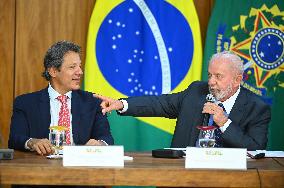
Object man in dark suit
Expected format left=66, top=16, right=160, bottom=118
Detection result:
left=96, top=51, right=270, bottom=150
left=9, top=40, right=114, bottom=156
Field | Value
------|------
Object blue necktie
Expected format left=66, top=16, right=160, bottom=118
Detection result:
left=210, top=103, right=226, bottom=147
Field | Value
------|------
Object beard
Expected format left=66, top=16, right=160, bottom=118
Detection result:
left=209, top=83, right=233, bottom=101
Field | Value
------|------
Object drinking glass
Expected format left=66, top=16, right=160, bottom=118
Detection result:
left=49, top=126, right=67, bottom=155
left=197, top=126, right=216, bottom=148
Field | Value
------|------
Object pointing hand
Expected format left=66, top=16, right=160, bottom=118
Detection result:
left=94, top=94, right=124, bottom=115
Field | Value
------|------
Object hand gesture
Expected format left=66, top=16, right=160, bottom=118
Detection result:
left=94, top=94, right=124, bottom=115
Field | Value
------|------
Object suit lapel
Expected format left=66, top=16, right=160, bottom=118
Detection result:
left=228, top=87, right=248, bottom=126
left=39, top=88, right=51, bottom=138
left=71, top=91, right=81, bottom=144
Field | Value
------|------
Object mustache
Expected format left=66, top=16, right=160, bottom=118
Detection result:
left=209, top=87, right=218, bottom=93
left=208, top=87, right=223, bottom=100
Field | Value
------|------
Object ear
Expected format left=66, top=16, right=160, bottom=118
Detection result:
left=48, top=67, right=58, bottom=79
left=234, top=74, right=243, bottom=86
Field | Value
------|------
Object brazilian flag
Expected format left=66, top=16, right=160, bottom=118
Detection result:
left=203, top=0, right=284, bottom=150
left=84, top=0, right=202, bottom=151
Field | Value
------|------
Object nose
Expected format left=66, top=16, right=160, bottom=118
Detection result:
left=77, top=66, right=83, bottom=75
left=208, top=76, right=216, bottom=86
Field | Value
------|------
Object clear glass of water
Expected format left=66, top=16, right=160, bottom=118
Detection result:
left=49, top=129, right=66, bottom=155
left=197, top=126, right=216, bottom=148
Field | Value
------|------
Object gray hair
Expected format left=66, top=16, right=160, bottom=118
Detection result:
left=209, top=51, right=244, bottom=75
left=42, top=40, right=81, bottom=81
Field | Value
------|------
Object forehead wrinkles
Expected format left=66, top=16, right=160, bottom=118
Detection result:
left=209, top=58, right=237, bottom=75
left=63, top=52, right=81, bottom=65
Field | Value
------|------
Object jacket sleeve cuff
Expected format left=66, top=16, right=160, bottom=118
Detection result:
left=117, top=99, right=128, bottom=113
left=220, top=119, right=232, bottom=133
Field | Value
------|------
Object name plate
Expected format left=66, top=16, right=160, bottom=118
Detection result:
left=185, top=147, right=247, bottom=170
left=63, top=146, right=124, bottom=167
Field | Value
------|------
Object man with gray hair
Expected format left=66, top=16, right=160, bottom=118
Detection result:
left=96, top=51, right=271, bottom=150
left=9, top=40, right=114, bottom=156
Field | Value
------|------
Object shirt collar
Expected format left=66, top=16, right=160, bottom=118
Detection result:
left=48, top=83, right=72, bottom=100
left=220, top=86, right=240, bottom=114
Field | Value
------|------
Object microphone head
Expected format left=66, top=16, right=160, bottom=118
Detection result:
left=206, top=93, right=216, bottom=102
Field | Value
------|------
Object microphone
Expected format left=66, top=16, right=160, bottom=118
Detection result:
left=202, top=94, right=216, bottom=126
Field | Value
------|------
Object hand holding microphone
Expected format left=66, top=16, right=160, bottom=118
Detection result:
left=202, top=94, right=215, bottom=126
left=202, top=94, right=228, bottom=127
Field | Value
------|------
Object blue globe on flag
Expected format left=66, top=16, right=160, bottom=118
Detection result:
left=96, top=0, right=193, bottom=96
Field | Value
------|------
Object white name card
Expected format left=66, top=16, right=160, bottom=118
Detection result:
left=185, top=147, right=247, bottom=170
left=63, top=146, right=124, bottom=167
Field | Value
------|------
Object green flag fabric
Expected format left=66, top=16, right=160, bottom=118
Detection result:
left=203, top=0, right=284, bottom=150
left=84, top=0, right=202, bottom=151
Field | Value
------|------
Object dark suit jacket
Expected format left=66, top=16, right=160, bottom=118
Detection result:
left=8, top=87, right=114, bottom=150
left=121, top=81, right=271, bottom=150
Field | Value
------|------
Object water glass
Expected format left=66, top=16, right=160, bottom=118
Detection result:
left=197, top=126, right=216, bottom=148
left=49, top=130, right=66, bottom=155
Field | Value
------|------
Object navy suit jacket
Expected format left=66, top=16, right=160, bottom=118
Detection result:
left=9, top=87, right=114, bottom=151
left=121, top=81, right=271, bottom=150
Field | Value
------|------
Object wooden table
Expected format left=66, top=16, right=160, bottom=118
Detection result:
left=0, top=151, right=283, bottom=187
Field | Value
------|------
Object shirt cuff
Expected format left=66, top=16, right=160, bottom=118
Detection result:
left=117, top=99, right=128, bottom=113
left=220, top=119, right=232, bottom=133
left=99, top=140, right=108, bottom=146
left=24, top=138, right=33, bottom=150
